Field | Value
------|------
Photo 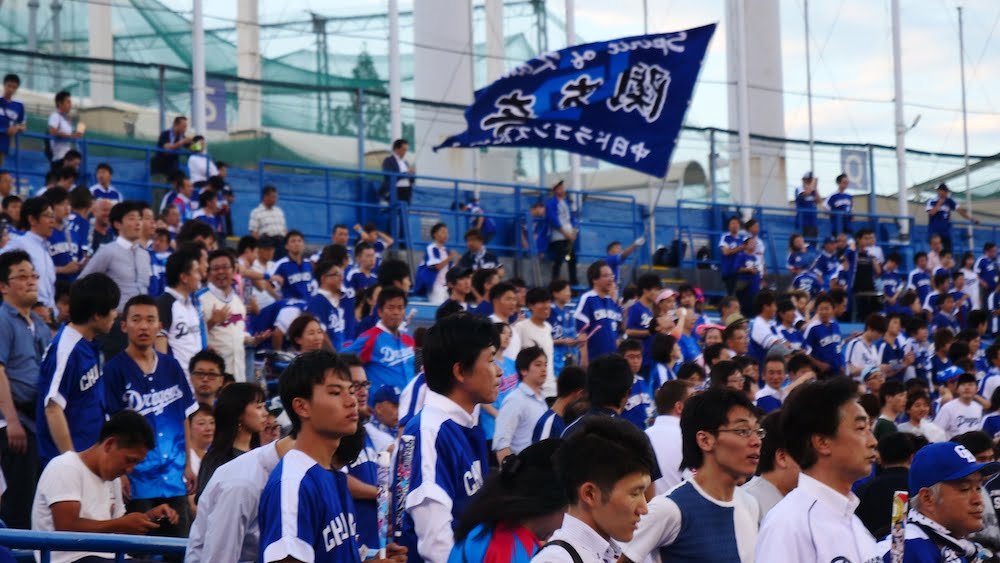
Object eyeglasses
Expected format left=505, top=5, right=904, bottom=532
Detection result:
left=209, top=264, right=233, bottom=272
left=191, top=370, right=223, bottom=379
left=350, top=381, right=372, bottom=391
left=716, top=427, right=767, bottom=440
left=7, top=273, right=40, bottom=282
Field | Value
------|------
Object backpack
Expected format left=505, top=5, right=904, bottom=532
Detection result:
left=531, top=540, right=583, bottom=563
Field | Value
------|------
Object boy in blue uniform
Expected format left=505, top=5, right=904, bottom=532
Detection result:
left=392, top=313, right=498, bottom=563
left=625, top=273, right=661, bottom=371
left=909, top=252, right=933, bottom=304
left=36, top=273, right=120, bottom=464
left=548, top=279, right=578, bottom=376
left=619, top=339, right=653, bottom=430
left=0, top=74, right=25, bottom=166
left=346, top=287, right=415, bottom=402
left=306, top=259, right=350, bottom=351
left=43, top=188, right=82, bottom=283
left=102, top=294, right=197, bottom=538
left=67, top=187, right=93, bottom=264
left=270, top=230, right=316, bottom=300
left=812, top=237, right=840, bottom=287
left=879, top=253, right=906, bottom=314
left=347, top=242, right=379, bottom=296
left=574, top=260, right=622, bottom=362
left=718, top=216, right=745, bottom=296
left=976, top=243, right=999, bottom=295
left=803, top=293, right=843, bottom=378
left=604, top=238, right=644, bottom=284
left=926, top=182, right=977, bottom=252
left=826, top=173, right=853, bottom=235
left=259, top=350, right=406, bottom=563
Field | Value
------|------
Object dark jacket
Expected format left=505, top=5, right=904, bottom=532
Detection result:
left=855, top=466, right=909, bottom=538
left=379, top=154, right=414, bottom=201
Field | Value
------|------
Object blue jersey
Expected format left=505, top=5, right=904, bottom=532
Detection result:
left=102, top=351, right=196, bottom=499
left=148, top=249, right=169, bottom=298
left=89, top=185, right=122, bottom=202
left=677, top=334, right=701, bottom=364
left=813, top=252, right=839, bottom=285
left=393, top=392, right=488, bottom=563
left=826, top=191, right=853, bottom=234
left=531, top=409, right=565, bottom=443
left=346, top=433, right=380, bottom=556
left=926, top=196, right=957, bottom=237
left=48, top=225, right=78, bottom=283
left=550, top=303, right=577, bottom=376
left=908, top=268, right=932, bottom=304
left=346, top=324, right=415, bottom=403
left=792, top=271, right=823, bottom=298
left=879, top=336, right=907, bottom=382
left=718, top=233, right=744, bottom=277
left=982, top=414, right=1000, bottom=440
left=66, top=212, right=91, bottom=262
left=734, top=251, right=761, bottom=294
left=36, top=325, right=104, bottom=463
left=347, top=269, right=378, bottom=296
left=780, top=325, right=805, bottom=352
left=0, top=98, right=25, bottom=155
left=931, top=311, right=960, bottom=335
left=414, top=243, right=449, bottom=296
left=786, top=250, right=814, bottom=272
left=622, top=376, right=653, bottom=430
left=803, top=320, right=843, bottom=374
left=977, top=256, right=1000, bottom=293
left=466, top=203, right=497, bottom=239
left=306, top=292, right=349, bottom=351
left=272, top=256, right=316, bottom=300
left=258, top=449, right=360, bottom=563
left=989, top=292, right=1000, bottom=335
left=605, top=252, right=624, bottom=283
left=878, top=271, right=904, bottom=299
left=755, top=386, right=783, bottom=414
left=878, top=521, right=975, bottom=563
left=574, top=290, right=622, bottom=361
left=656, top=481, right=748, bottom=563
left=626, top=301, right=655, bottom=367
left=794, top=186, right=819, bottom=228
left=449, top=523, right=538, bottom=563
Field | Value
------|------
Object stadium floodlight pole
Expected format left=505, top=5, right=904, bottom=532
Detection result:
left=735, top=0, right=753, bottom=215
left=891, top=0, right=909, bottom=240
left=567, top=0, right=581, bottom=193
left=389, top=0, right=402, bottom=141
left=191, top=0, right=207, bottom=135
left=958, top=6, right=973, bottom=251
left=804, top=0, right=814, bottom=173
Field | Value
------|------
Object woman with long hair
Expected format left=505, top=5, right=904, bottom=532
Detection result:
left=286, top=313, right=326, bottom=353
left=449, top=439, right=567, bottom=562
left=194, top=382, right=267, bottom=501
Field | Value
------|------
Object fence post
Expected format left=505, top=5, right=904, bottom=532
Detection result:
left=158, top=65, right=166, bottom=134
left=356, top=89, right=365, bottom=172
left=867, top=145, right=877, bottom=231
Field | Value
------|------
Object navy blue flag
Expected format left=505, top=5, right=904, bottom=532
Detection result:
left=435, top=24, right=716, bottom=178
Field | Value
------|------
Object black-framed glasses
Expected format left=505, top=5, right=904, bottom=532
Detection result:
left=350, top=381, right=372, bottom=392
left=191, top=370, right=223, bottom=379
left=716, top=427, right=767, bottom=440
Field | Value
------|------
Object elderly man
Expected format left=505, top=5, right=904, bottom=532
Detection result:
left=877, top=441, right=999, bottom=562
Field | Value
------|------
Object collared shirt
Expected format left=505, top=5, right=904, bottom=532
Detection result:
left=646, top=415, right=683, bottom=495
left=79, top=235, right=151, bottom=311
left=493, top=382, right=547, bottom=455
left=156, top=287, right=203, bottom=377
left=200, top=284, right=248, bottom=382
left=185, top=441, right=281, bottom=563
left=756, top=472, right=880, bottom=563
left=88, top=183, right=122, bottom=202
left=755, top=385, right=783, bottom=414
left=47, top=111, right=73, bottom=161
left=533, top=513, right=622, bottom=563
left=3, top=231, right=56, bottom=309
left=0, top=302, right=51, bottom=431
left=248, top=204, right=287, bottom=237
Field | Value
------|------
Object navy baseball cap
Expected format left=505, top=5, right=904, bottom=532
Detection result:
left=933, top=365, right=963, bottom=386
left=909, top=442, right=1000, bottom=495
left=372, top=385, right=399, bottom=405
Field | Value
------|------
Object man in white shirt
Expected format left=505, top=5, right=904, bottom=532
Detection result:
left=741, top=410, right=799, bottom=517
left=247, top=185, right=287, bottom=240
left=844, top=313, right=889, bottom=381
left=494, top=346, right=549, bottom=463
left=47, top=91, right=81, bottom=164
left=187, top=136, right=218, bottom=185
left=1, top=197, right=57, bottom=310
left=620, top=387, right=762, bottom=563
left=489, top=281, right=522, bottom=361
left=756, top=377, right=881, bottom=563
left=646, top=380, right=691, bottom=495
left=200, top=249, right=248, bottom=381
left=32, top=411, right=178, bottom=563
left=533, top=416, right=655, bottom=563
left=935, top=373, right=984, bottom=439
left=154, top=249, right=204, bottom=377
left=513, top=287, right=555, bottom=395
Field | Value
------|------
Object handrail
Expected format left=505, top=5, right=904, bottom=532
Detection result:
left=0, top=528, right=186, bottom=563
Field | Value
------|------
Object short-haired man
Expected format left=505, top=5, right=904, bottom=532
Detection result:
left=270, top=230, right=316, bottom=300
left=621, top=387, right=762, bottom=563
left=844, top=314, right=888, bottom=380
left=576, top=260, right=622, bottom=361
left=248, top=185, right=287, bottom=240
left=803, top=293, right=844, bottom=378
left=347, top=241, right=379, bottom=295
left=756, top=377, right=880, bottom=562
left=306, top=259, right=351, bottom=351
left=532, top=416, right=655, bottom=562
left=0, top=250, right=53, bottom=528
left=0, top=73, right=26, bottom=167
left=646, top=379, right=692, bottom=494
left=2, top=196, right=57, bottom=310
left=152, top=116, right=192, bottom=177
left=188, top=350, right=225, bottom=406
left=458, top=228, right=499, bottom=271
left=488, top=281, right=521, bottom=359
left=392, top=313, right=498, bottom=562
left=47, top=90, right=81, bottom=164
left=513, top=287, right=555, bottom=392
left=36, top=273, right=120, bottom=465
left=877, top=441, right=998, bottom=561
left=200, top=249, right=248, bottom=381
left=873, top=379, right=906, bottom=441
left=935, top=373, right=984, bottom=439
left=31, top=411, right=178, bottom=563
left=748, top=290, right=785, bottom=365
left=380, top=138, right=415, bottom=203
left=742, top=410, right=800, bottom=518
left=155, top=249, right=204, bottom=377
left=103, top=295, right=197, bottom=539
left=561, top=354, right=634, bottom=438
left=346, top=286, right=415, bottom=401
left=493, top=346, right=548, bottom=463
left=755, top=355, right=787, bottom=414
left=626, top=273, right=662, bottom=369
left=89, top=162, right=122, bottom=202
left=436, top=266, right=472, bottom=318
left=532, top=365, right=586, bottom=443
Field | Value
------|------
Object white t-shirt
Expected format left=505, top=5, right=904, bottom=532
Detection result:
left=47, top=111, right=73, bottom=161
left=200, top=284, right=248, bottom=382
left=513, top=318, right=555, bottom=396
left=621, top=478, right=759, bottom=563
left=741, top=475, right=784, bottom=518
left=645, top=415, right=684, bottom=496
left=933, top=398, right=983, bottom=439
left=32, top=451, right=126, bottom=563
left=250, top=259, right=277, bottom=309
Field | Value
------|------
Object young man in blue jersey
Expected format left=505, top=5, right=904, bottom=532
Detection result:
left=270, top=230, right=316, bottom=300
left=604, top=238, right=643, bottom=284
left=932, top=293, right=962, bottom=335
left=0, top=74, right=26, bottom=167
left=548, top=279, right=580, bottom=375
left=718, top=216, right=744, bottom=296
left=532, top=365, right=586, bottom=443
left=909, top=251, right=933, bottom=304
left=259, top=350, right=407, bottom=563
left=391, top=313, right=497, bottom=563
left=103, top=294, right=197, bottom=540
left=976, top=242, right=999, bottom=296
left=306, top=259, right=350, bottom=351
left=803, top=293, right=844, bottom=378
left=879, top=253, right=906, bottom=314
left=619, top=339, right=653, bottom=430
left=748, top=290, right=785, bottom=366
left=533, top=416, right=655, bottom=563
left=575, top=260, right=622, bottom=362
left=621, top=387, right=762, bottom=563
left=43, top=188, right=83, bottom=283
left=625, top=273, right=661, bottom=369
left=347, top=242, right=379, bottom=295
left=826, top=173, right=854, bottom=235
left=36, top=272, right=120, bottom=465
left=346, top=286, right=415, bottom=400
left=458, top=228, right=500, bottom=271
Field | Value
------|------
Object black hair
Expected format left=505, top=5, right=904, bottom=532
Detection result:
left=109, top=200, right=145, bottom=228
left=19, top=196, right=50, bottom=232
left=0, top=249, right=31, bottom=283
left=189, top=349, right=226, bottom=375
left=680, top=387, right=759, bottom=470
left=68, top=186, right=92, bottom=210
left=42, top=187, right=68, bottom=207
left=472, top=268, right=500, bottom=296
left=702, top=343, right=727, bottom=366
left=177, top=219, right=215, bottom=245
left=677, top=362, right=706, bottom=382
left=752, top=290, right=776, bottom=316
left=585, top=353, right=632, bottom=410
left=549, top=278, right=571, bottom=294
left=435, top=300, right=465, bottom=320
left=69, top=273, right=120, bottom=325
left=2, top=195, right=21, bottom=210
left=284, top=230, right=304, bottom=246
left=464, top=228, right=484, bottom=242
left=554, top=416, right=655, bottom=504
left=876, top=431, right=917, bottom=466
left=198, top=383, right=265, bottom=499
left=786, top=353, right=813, bottom=375
left=957, top=373, right=977, bottom=387
left=165, top=249, right=199, bottom=288
left=651, top=334, right=676, bottom=365
left=953, top=430, right=994, bottom=457
left=279, top=350, right=351, bottom=436
left=654, top=380, right=690, bottom=416
left=332, top=423, right=367, bottom=468
left=586, top=260, right=609, bottom=286
left=782, top=377, right=860, bottom=470
left=709, top=360, right=742, bottom=389
left=967, top=310, right=989, bottom=331
left=430, top=222, right=447, bottom=238
left=617, top=338, right=644, bottom=355
left=455, top=438, right=567, bottom=541
left=99, top=410, right=155, bottom=450
left=237, top=235, right=258, bottom=255
left=377, top=286, right=408, bottom=308
left=515, top=346, right=546, bottom=381
left=756, top=410, right=787, bottom=474
left=422, top=313, right=499, bottom=396
left=635, top=273, right=663, bottom=293
left=489, top=281, right=516, bottom=303
left=122, top=294, right=157, bottom=319
left=3, top=74, right=20, bottom=85
left=878, top=379, right=905, bottom=406
left=557, top=366, right=586, bottom=398
left=287, top=313, right=321, bottom=351
left=377, top=258, right=411, bottom=287
left=197, top=189, right=216, bottom=208
left=524, top=287, right=551, bottom=306
left=392, top=138, right=408, bottom=150
left=261, top=185, right=277, bottom=197
left=55, top=90, right=71, bottom=105
left=948, top=341, right=971, bottom=364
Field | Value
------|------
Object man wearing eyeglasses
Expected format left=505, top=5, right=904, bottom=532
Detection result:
left=0, top=250, right=52, bottom=528
left=187, top=350, right=226, bottom=409
left=2, top=197, right=56, bottom=311
left=620, top=387, right=763, bottom=563
left=199, top=249, right=248, bottom=381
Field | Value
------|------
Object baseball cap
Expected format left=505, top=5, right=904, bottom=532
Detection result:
left=372, top=385, right=399, bottom=405
left=822, top=236, right=836, bottom=245
left=445, top=266, right=472, bottom=284
left=802, top=171, right=815, bottom=180
left=933, top=365, right=963, bottom=386
left=861, top=366, right=882, bottom=382
left=695, top=322, right=725, bottom=338
left=909, top=442, right=1000, bottom=495
left=266, top=396, right=284, bottom=417
left=656, top=289, right=677, bottom=303
left=724, top=313, right=747, bottom=328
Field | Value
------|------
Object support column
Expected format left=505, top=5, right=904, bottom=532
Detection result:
left=236, top=0, right=261, bottom=131
left=388, top=0, right=402, bottom=141
left=88, top=0, right=114, bottom=105
left=191, top=0, right=207, bottom=134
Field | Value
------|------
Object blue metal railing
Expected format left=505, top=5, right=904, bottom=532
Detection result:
left=0, top=529, right=186, bottom=563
